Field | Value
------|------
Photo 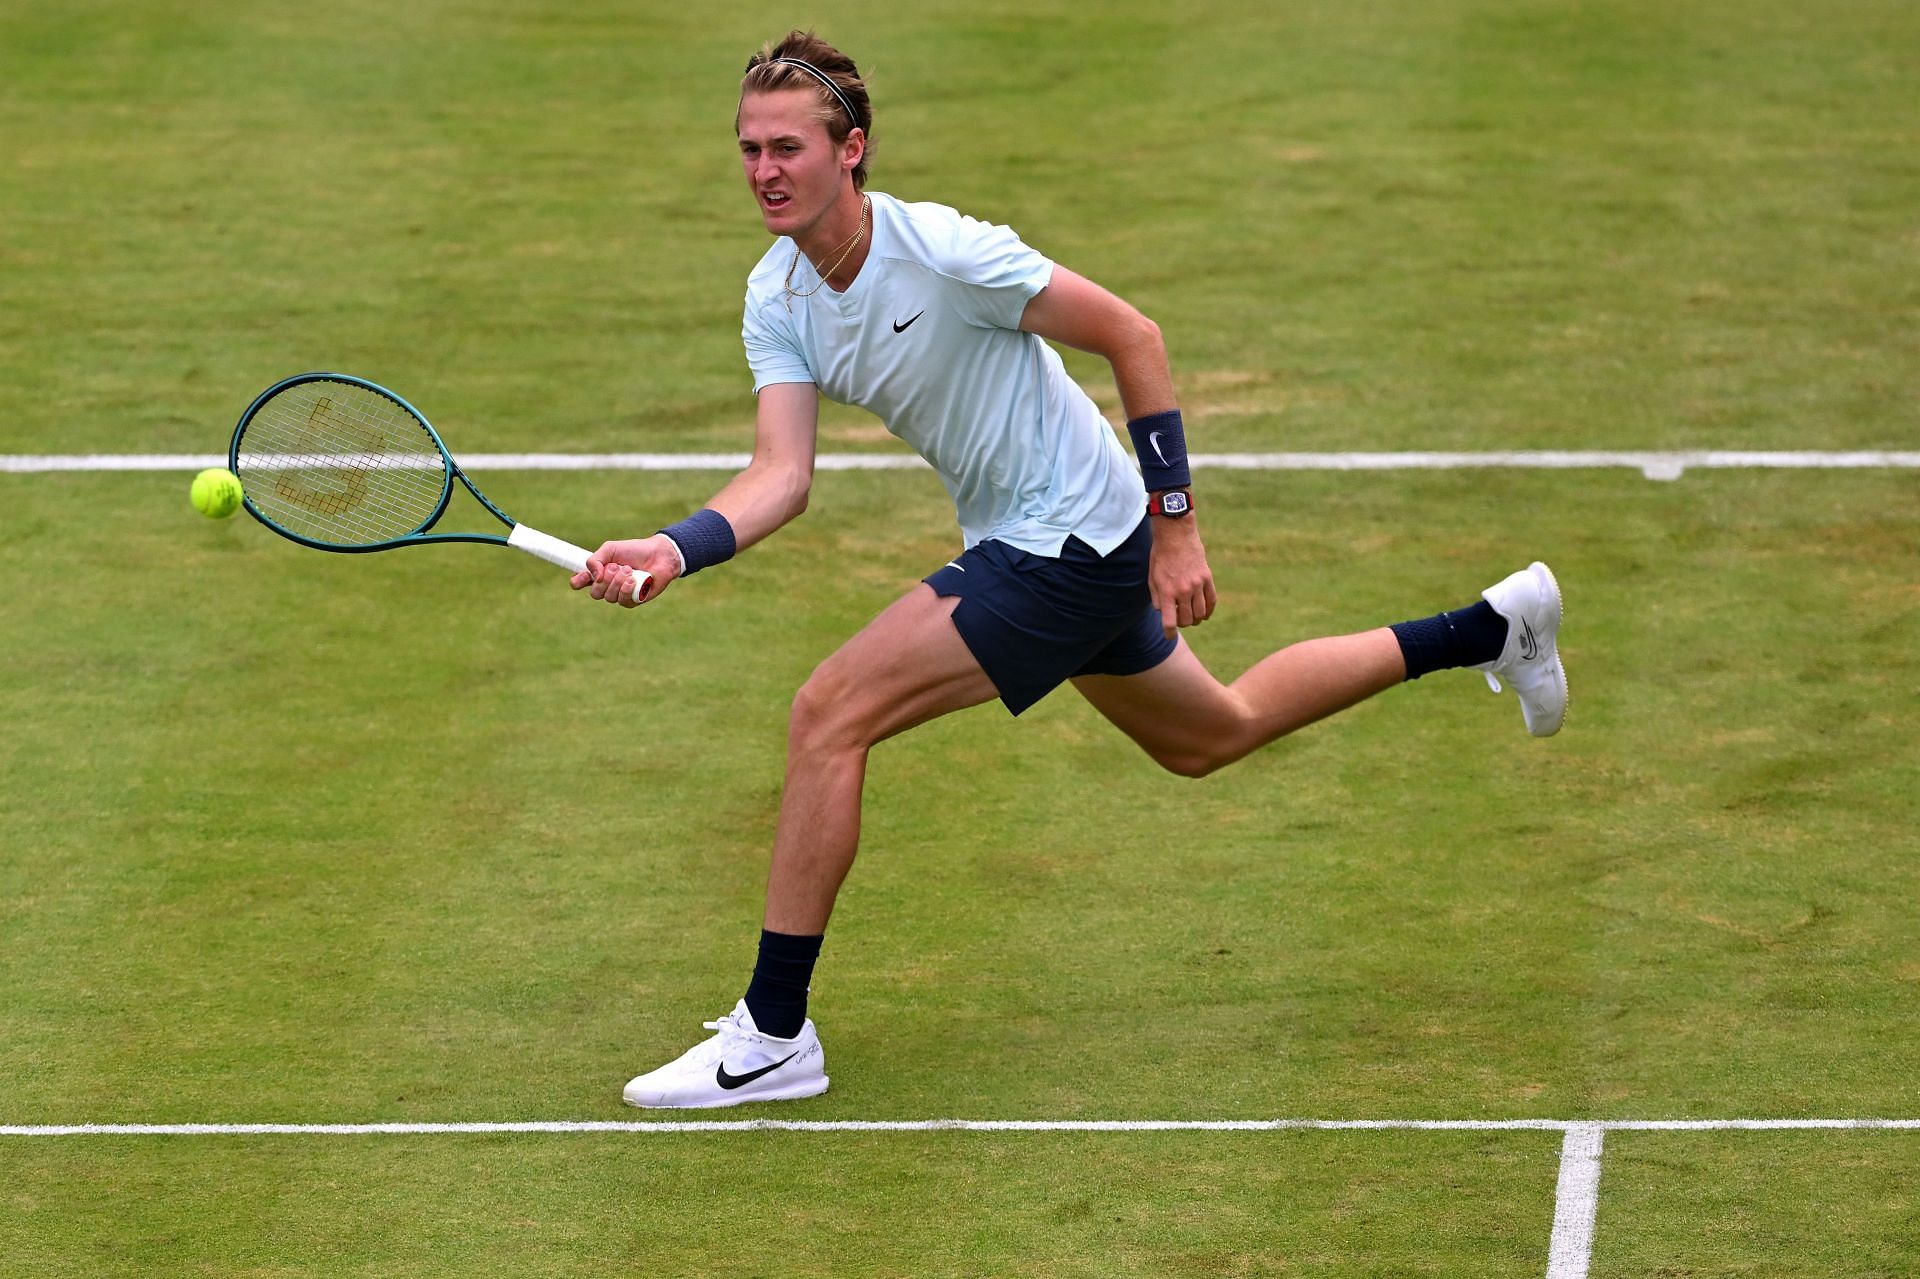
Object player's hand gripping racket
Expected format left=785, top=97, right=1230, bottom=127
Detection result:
left=229, top=372, right=647, bottom=601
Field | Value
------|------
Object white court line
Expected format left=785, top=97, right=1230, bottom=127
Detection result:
left=4, top=1117, right=1915, bottom=1136
left=10, top=1117, right=1911, bottom=1279
left=3, top=451, right=1918, bottom=480
left=1546, top=1124, right=1605, bottom=1279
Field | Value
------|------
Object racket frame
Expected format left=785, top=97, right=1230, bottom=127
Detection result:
left=229, top=371, right=647, bottom=599
left=229, top=372, right=514, bottom=554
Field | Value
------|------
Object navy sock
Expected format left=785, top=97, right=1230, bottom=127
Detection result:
left=743, top=929, right=823, bottom=1039
left=1389, top=599, right=1508, bottom=681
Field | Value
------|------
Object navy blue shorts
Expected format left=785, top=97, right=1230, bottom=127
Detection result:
left=924, top=516, right=1177, bottom=716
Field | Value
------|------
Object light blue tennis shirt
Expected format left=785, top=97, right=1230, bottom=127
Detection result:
left=742, top=192, right=1145, bottom=558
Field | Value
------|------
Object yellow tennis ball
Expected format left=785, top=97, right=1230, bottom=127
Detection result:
left=191, top=467, right=244, bottom=519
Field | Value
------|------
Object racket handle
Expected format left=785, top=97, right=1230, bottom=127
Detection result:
left=508, top=523, right=648, bottom=603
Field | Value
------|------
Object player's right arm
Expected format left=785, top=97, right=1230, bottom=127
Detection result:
left=574, top=382, right=819, bottom=606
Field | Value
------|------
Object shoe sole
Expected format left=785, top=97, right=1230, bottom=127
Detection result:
left=622, top=1074, right=830, bottom=1110
left=1527, top=561, right=1568, bottom=737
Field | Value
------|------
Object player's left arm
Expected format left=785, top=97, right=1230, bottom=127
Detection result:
left=1020, top=266, right=1216, bottom=635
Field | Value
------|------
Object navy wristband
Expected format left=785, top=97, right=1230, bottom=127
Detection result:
left=658, top=508, right=736, bottom=576
left=1126, top=409, right=1192, bottom=491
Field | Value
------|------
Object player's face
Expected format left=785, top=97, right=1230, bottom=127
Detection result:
left=738, top=89, right=859, bottom=242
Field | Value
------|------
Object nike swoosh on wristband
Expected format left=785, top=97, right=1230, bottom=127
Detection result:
left=1148, top=430, right=1170, bottom=466
left=715, top=1053, right=799, bottom=1090
left=892, top=311, right=924, bottom=333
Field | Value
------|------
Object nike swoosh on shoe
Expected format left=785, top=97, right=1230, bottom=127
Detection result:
left=715, top=1053, right=798, bottom=1090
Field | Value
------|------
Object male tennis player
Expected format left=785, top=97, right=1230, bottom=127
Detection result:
left=574, top=31, right=1568, bottom=1108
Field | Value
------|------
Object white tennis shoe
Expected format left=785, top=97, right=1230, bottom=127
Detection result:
left=1475, top=561, right=1568, bottom=737
left=622, top=1000, right=828, bottom=1109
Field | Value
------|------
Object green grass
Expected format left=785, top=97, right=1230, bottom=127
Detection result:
left=1, top=0, right=1915, bottom=456
left=1596, top=1133, right=1920, bottom=1277
left=3, top=1, right=1919, bottom=1274
left=5, top=1132, right=1558, bottom=1278
left=3, top=470, right=1916, bottom=1273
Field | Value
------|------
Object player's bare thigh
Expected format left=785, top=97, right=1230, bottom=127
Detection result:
left=1073, top=627, right=1406, bottom=776
left=1070, top=639, right=1248, bottom=775
left=794, top=583, right=1000, bottom=751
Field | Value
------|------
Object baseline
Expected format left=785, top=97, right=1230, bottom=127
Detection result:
left=4, top=1117, right=1916, bottom=1136
left=3, top=450, right=1918, bottom=481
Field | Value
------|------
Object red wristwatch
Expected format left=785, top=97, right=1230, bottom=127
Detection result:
left=1147, top=490, right=1193, bottom=518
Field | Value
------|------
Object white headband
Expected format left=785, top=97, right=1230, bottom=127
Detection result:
left=768, top=57, right=861, bottom=128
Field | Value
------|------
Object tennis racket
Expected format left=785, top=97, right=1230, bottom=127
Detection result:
left=229, top=372, right=646, bottom=601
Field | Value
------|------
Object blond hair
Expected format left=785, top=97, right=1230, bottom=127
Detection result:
left=740, top=30, right=874, bottom=189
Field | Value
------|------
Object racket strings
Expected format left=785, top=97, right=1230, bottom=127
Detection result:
left=236, top=383, right=450, bottom=545
left=249, top=405, right=441, bottom=541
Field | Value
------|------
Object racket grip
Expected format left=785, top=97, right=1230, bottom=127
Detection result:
left=508, top=523, right=648, bottom=603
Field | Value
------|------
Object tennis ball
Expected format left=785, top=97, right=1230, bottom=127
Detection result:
left=191, top=467, right=244, bottom=519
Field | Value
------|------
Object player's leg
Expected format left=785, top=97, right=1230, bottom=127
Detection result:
left=623, top=583, right=996, bottom=1109
left=1072, top=629, right=1404, bottom=777
left=764, top=583, right=998, bottom=935
left=1076, top=561, right=1566, bottom=774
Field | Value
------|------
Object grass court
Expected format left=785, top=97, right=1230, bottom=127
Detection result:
left=2, top=2, right=1916, bottom=1274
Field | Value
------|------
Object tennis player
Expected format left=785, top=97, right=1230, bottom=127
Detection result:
left=574, top=31, right=1568, bottom=1108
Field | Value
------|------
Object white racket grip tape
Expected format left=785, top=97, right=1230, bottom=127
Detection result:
left=508, top=523, right=648, bottom=602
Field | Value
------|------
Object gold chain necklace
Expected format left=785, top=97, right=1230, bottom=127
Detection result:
left=783, top=195, right=870, bottom=310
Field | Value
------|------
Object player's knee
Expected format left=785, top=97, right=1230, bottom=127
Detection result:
left=1148, top=733, right=1251, bottom=779
left=787, top=672, right=838, bottom=746
left=1156, top=748, right=1223, bottom=779
left=789, top=663, right=868, bottom=754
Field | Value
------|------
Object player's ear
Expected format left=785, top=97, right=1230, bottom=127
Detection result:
left=843, top=127, right=865, bottom=173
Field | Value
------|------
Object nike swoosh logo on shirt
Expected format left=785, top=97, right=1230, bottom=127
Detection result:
left=892, top=311, right=925, bottom=333
left=715, top=1053, right=798, bottom=1090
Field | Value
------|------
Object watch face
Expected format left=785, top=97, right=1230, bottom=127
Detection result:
left=1160, top=491, right=1190, bottom=515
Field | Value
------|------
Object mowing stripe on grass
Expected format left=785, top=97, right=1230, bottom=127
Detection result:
left=4, top=451, right=1918, bottom=479
left=4, top=1117, right=1916, bottom=1136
